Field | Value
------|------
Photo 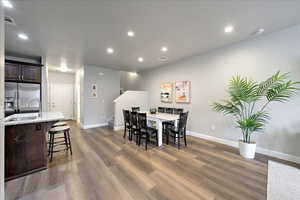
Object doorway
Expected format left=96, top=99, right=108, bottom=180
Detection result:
left=48, top=71, right=75, bottom=120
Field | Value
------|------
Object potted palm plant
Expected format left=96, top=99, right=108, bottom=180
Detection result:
left=213, top=71, right=300, bottom=159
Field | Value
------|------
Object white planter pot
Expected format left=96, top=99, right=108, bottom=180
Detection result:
left=239, top=140, right=256, bottom=159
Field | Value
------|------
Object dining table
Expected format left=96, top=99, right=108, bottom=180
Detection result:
left=141, top=111, right=180, bottom=147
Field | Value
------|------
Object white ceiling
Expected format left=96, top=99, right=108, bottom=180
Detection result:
left=4, top=0, right=300, bottom=72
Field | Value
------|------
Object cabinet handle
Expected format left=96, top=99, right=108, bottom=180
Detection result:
left=36, top=124, right=41, bottom=131
left=21, top=75, right=24, bottom=80
left=18, top=75, right=21, bottom=80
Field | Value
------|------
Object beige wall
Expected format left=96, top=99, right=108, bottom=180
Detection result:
left=0, top=3, right=4, bottom=199
left=139, top=25, right=300, bottom=158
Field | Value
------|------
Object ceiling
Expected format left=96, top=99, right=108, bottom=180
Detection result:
left=4, top=0, right=300, bottom=72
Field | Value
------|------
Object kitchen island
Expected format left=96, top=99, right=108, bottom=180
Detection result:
left=4, top=112, right=64, bottom=181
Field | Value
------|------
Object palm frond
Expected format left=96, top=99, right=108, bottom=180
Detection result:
left=257, top=71, right=289, bottom=96
left=229, top=76, right=260, bottom=103
left=266, top=81, right=300, bottom=102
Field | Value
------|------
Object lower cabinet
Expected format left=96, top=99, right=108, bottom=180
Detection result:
left=5, top=122, right=49, bottom=181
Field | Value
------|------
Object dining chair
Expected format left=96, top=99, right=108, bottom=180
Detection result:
left=173, top=108, right=184, bottom=114
left=162, top=108, right=183, bottom=141
left=132, top=107, right=140, bottom=112
left=166, top=111, right=189, bottom=149
left=123, top=109, right=132, bottom=140
left=130, top=111, right=139, bottom=144
left=165, top=108, right=174, bottom=114
left=137, top=113, right=158, bottom=150
left=158, top=107, right=165, bottom=113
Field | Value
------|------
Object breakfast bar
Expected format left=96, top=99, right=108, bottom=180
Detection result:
left=4, top=112, right=64, bottom=181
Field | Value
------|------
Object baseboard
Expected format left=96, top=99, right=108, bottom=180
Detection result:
left=187, top=131, right=300, bottom=164
left=82, top=123, right=108, bottom=129
left=114, top=125, right=124, bottom=131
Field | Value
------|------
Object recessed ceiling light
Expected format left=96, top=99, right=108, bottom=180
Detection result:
left=138, top=57, right=144, bottom=62
left=18, top=33, right=28, bottom=40
left=161, top=46, right=168, bottom=52
left=2, top=0, right=13, bottom=8
left=127, top=31, right=135, bottom=37
left=106, top=47, right=114, bottom=54
left=224, top=25, right=234, bottom=33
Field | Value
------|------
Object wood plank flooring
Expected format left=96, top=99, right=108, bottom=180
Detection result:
left=5, top=121, right=300, bottom=200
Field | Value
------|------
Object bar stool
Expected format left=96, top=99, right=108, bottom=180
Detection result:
left=48, top=125, right=72, bottom=162
left=52, top=121, right=68, bottom=127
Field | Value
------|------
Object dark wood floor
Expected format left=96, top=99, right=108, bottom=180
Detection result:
left=5, top=122, right=300, bottom=200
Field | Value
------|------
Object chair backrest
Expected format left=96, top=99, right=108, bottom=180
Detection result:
left=130, top=111, right=138, bottom=127
left=137, top=113, right=147, bottom=130
left=178, top=111, right=189, bottom=133
left=173, top=108, right=184, bottom=114
left=158, top=107, right=165, bottom=113
left=165, top=107, right=174, bottom=114
left=123, top=109, right=131, bottom=125
left=132, top=107, right=140, bottom=112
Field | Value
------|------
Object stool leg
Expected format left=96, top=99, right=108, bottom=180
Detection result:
left=63, top=130, right=69, bottom=152
left=50, top=133, right=55, bottom=162
left=67, top=130, right=73, bottom=155
left=48, top=133, right=52, bottom=156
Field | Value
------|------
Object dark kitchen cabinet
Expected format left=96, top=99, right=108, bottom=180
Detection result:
left=5, top=61, right=42, bottom=83
left=5, top=123, right=48, bottom=181
left=5, top=63, right=19, bottom=81
left=21, top=65, right=41, bottom=83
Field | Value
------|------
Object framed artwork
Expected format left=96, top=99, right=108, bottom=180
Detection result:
left=91, top=84, right=98, bottom=98
left=175, top=81, right=190, bottom=103
left=160, top=82, right=173, bottom=103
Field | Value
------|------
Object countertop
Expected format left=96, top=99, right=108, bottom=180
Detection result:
left=4, top=112, right=64, bottom=126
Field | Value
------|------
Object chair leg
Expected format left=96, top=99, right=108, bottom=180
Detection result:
left=67, top=130, right=73, bottom=155
left=123, top=125, right=127, bottom=139
left=184, top=133, right=187, bottom=147
left=177, top=134, right=181, bottom=149
left=145, top=134, right=148, bottom=151
left=138, top=133, right=142, bottom=146
left=166, top=131, right=169, bottom=145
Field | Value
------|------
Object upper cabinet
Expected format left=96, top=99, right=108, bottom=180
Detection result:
left=21, top=66, right=41, bottom=83
left=5, top=61, right=42, bottom=83
left=5, top=63, right=19, bottom=81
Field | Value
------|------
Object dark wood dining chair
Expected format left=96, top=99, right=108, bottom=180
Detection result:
left=165, top=108, right=174, bottom=114
left=123, top=109, right=132, bottom=140
left=158, top=107, right=165, bottom=113
left=132, top=107, right=140, bottom=112
left=162, top=108, right=184, bottom=141
left=173, top=108, right=184, bottom=115
left=137, top=113, right=158, bottom=150
left=130, top=111, right=139, bottom=144
left=165, top=111, right=189, bottom=149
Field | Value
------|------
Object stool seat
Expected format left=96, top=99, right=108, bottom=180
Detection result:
left=52, top=121, right=68, bottom=127
left=49, top=125, right=70, bottom=133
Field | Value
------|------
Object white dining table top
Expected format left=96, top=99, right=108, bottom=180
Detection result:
left=140, top=111, right=179, bottom=121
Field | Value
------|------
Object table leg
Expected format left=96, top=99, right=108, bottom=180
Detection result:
left=157, top=120, right=163, bottom=147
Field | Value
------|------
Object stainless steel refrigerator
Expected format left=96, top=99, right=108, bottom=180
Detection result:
left=5, top=82, right=41, bottom=116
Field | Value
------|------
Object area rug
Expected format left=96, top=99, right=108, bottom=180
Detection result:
left=267, top=160, right=300, bottom=200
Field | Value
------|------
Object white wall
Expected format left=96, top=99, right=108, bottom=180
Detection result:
left=113, top=91, right=148, bottom=130
left=120, top=71, right=143, bottom=92
left=82, top=65, right=120, bottom=129
left=0, top=4, right=4, bottom=199
left=139, top=25, right=300, bottom=159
